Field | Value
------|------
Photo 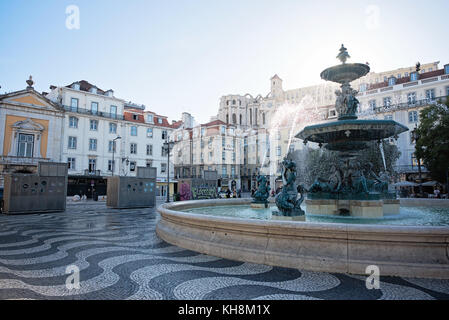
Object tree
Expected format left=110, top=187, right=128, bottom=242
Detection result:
left=414, top=98, right=449, bottom=183
left=292, top=141, right=401, bottom=188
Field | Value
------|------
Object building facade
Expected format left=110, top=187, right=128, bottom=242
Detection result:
left=0, top=78, right=178, bottom=198
left=173, top=61, right=449, bottom=190
left=0, top=77, right=64, bottom=187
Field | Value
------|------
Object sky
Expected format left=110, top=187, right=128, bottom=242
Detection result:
left=1, top=0, right=449, bottom=124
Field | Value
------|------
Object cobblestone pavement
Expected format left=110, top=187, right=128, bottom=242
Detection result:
left=0, top=201, right=448, bottom=300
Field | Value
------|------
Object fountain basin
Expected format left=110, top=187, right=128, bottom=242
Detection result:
left=320, top=63, right=370, bottom=83
left=296, top=119, right=409, bottom=151
left=156, top=199, right=449, bottom=279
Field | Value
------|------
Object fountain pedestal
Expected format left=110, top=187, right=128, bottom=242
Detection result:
left=271, top=214, right=306, bottom=222
left=305, top=198, right=400, bottom=217
left=251, top=202, right=268, bottom=209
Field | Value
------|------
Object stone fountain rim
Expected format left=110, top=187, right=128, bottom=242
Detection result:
left=158, top=198, right=449, bottom=234
left=156, top=198, right=449, bottom=279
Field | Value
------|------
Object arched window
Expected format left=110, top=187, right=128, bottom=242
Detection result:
left=262, top=113, right=265, bottom=125
left=226, top=114, right=229, bottom=124
left=239, top=114, right=242, bottom=125
left=249, top=109, right=252, bottom=125
left=232, top=100, right=236, bottom=105
left=255, top=108, right=258, bottom=125
left=232, top=113, right=236, bottom=124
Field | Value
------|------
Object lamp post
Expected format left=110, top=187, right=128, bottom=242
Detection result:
left=411, top=125, right=423, bottom=195
left=163, top=140, right=175, bottom=203
left=111, top=136, right=121, bottom=176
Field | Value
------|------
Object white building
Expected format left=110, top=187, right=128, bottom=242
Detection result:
left=45, top=80, right=177, bottom=197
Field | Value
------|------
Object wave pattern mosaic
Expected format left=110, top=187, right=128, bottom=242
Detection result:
left=0, top=203, right=448, bottom=300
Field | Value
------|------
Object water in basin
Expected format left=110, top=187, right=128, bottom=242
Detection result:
left=184, top=205, right=449, bottom=226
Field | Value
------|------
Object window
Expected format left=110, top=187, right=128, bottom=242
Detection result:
left=91, top=102, right=98, bottom=115
left=110, top=105, right=117, bottom=118
left=408, top=111, right=418, bottom=123
left=108, top=160, right=115, bottom=172
left=405, top=72, right=409, bottom=77
left=384, top=115, right=393, bottom=120
left=201, top=128, right=205, bottom=136
left=410, top=72, right=418, bottom=81
left=130, top=143, right=137, bottom=154
left=232, top=152, right=236, bottom=162
left=383, top=97, right=392, bottom=107
left=108, top=141, right=116, bottom=153
left=147, top=128, right=153, bottom=138
left=70, top=98, right=78, bottom=112
left=222, top=137, right=225, bottom=147
left=240, top=114, right=242, bottom=125
left=226, top=114, right=229, bottom=124
left=146, top=160, right=153, bottom=167
left=89, top=138, right=97, bottom=151
left=232, top=114, right=236, bottom=124
left=146, top=144, right=153, bottom=156
left=410, top=132, right=416, bottom=145
left=222, top=151, right=226, bottom=161
left=161, top=163, right=167, bottom=173
left=407, top=92, right=417, bottom=104
left=359, top=83, right=367, bottom=92
left=90, top=120, right=98, bottom=131
left=222, top=166, right=227, bottom=176
left=132, top=114, right=139, bottom=121
left=69, top=116, right=78, bottom=128
left=445, top=65, right=449, bottom=75
left=67, top=157, right=76, bottom=170
left=221, top=126, right=225, bottom=134
left=262, top=113, right=266, bottom=125
left=425, top=89, right=435, bottom=101
left=131, top=126, right=137, bottom=136
left=147, top=114, right=154, bottom=123
left=68, top=136, right=77, bottom=149
left=17, top=133, right=34, bottom=157
left=158, top=118, right=163, bottom=124
left=277, top=146, right=281, bottom=156
left=88, top=159, right=96, bottom=172
left=369, top=100, right=377, bottom=110
left=109, top=123, right=117, bottom=134
left=388, top=77, right=396, bottom=86
left=277, top=131, right=281, bottom=140
left=162, top=130, right=167, bottom=140
left=130, top=161, right=136, bottom=172
left=446, top=86, right=449, bottom=97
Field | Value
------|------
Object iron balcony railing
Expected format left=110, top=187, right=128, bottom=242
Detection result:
left=370, top=96, right=447, bottom=114
left=394, top=165, right=429, bottom=173
left=83, top=169, right=102, bottom=176
left=63, top=105, right=124, bottom=120
left=0, top=156, right=51, bottom=165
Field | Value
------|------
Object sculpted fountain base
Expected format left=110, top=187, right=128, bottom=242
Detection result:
left=251, top=202, right=269, bottom=209
left=305, top=198, right=400, bottom=217
left=271, top=214, right=306, bottom=222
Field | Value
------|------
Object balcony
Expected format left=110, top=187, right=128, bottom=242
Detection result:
left=0, top=156, right=51, bottom=166
left=83, top=169, right=102, bottom=176
left=370, top=96, right=446, bottom=115
left=63, top=105, right=124, bottom=120
left=394, top=165, right=429, bottom=174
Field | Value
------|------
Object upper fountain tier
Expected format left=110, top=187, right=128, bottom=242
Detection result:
left=320, top=44, right=370, bottom=84
left=296, top=45, right=408, bottom=151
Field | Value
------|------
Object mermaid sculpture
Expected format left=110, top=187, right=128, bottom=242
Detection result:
left=274, top=159, right=305, bottom=216
left=252, top=175, right=271, bottom=207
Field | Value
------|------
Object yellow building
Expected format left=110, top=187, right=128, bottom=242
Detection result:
left=0, top=77, right=64, bottom=186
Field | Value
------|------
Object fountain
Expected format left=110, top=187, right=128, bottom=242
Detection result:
left=156, top=45, right=449, bottom=279
left=297, top=45, right=408, bottom=218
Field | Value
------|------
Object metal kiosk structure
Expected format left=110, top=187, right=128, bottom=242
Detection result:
left=106, top=167, right=157, bottom=208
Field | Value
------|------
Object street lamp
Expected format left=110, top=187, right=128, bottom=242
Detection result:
left=411, top=125, right=423, bottom=195
left=112, top=136, right=121, bottom=176
left=163, top=139, right=175, bottom=202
